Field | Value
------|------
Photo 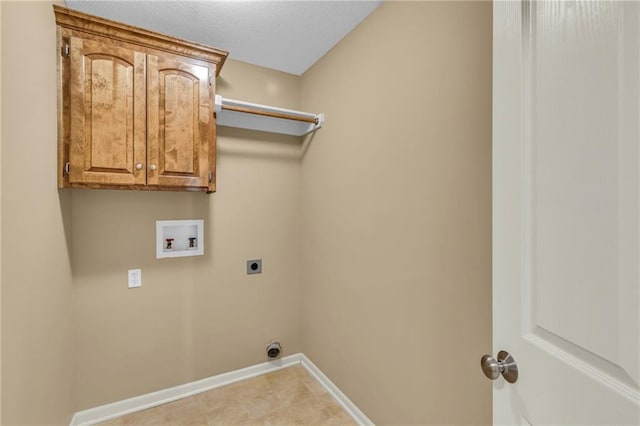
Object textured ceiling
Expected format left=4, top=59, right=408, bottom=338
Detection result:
left=65, top=0, right=382, bottom=75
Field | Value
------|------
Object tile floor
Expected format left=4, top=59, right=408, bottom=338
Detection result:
left=97, top=365, right=358, bottom=426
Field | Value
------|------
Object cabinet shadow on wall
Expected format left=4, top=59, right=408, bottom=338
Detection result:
left=59, top=188, right=73, bottom=264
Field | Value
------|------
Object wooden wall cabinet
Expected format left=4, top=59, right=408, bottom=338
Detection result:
left=54, top=6, right=228, bottom=193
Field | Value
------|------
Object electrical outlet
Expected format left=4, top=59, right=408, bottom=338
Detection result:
left=128, top=269, right=142, bottom=288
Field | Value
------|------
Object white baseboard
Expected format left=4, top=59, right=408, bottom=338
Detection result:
left=70, top=352, right=374, bottom=426
left=298, top=354, right=374, bottom=426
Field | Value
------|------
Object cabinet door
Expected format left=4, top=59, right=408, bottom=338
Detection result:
left=68, top=36, right=146, bottom=186
left=147, top=54, right=215, bottom=190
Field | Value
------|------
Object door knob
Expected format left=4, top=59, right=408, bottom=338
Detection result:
left=150, top=164, right=157, bottom=171
left=481, top=350, right=518, bottom=383
left=135, top=162, right=143, bottom=170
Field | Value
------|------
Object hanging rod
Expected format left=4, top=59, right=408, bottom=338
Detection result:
left=221, top=104, right=319, bottom=125
left=214, top=95, right=324, bottom=137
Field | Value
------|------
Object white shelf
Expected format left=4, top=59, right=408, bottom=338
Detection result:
left=214, top=95, right=324, bottom=137
left=156, top=220, right=204, bottom=259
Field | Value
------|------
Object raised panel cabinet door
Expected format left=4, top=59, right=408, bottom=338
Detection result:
left=68, top=36, right=146, bottom=186
left=147, top=53, right=215, bottom=191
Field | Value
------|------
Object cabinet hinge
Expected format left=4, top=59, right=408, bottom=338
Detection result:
left=208, top=170, right=213, bottom=183
left=64, top=162, right=70, bottom=175
left=62, top=43, right=70, bottom=58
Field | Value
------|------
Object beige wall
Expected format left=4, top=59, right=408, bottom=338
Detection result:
left=1, top=1, right=75, bottom=424
left=300, top=2, right=493, bottom=424
left=0, top=1, right=3, bottom=422
left=72, top=59, right=304, bottom=410
left=1, top=1, right=492, bottom=424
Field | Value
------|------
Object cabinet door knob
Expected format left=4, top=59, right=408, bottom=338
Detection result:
left=135, top=162, right=143, bottom=170
left=150, top=164, right=157, bottom=171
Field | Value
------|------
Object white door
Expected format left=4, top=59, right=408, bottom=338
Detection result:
left=493, top=0, right=640, bottom=424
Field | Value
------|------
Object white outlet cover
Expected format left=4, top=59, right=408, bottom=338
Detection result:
left=128, top=269, right=142, bottom=288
